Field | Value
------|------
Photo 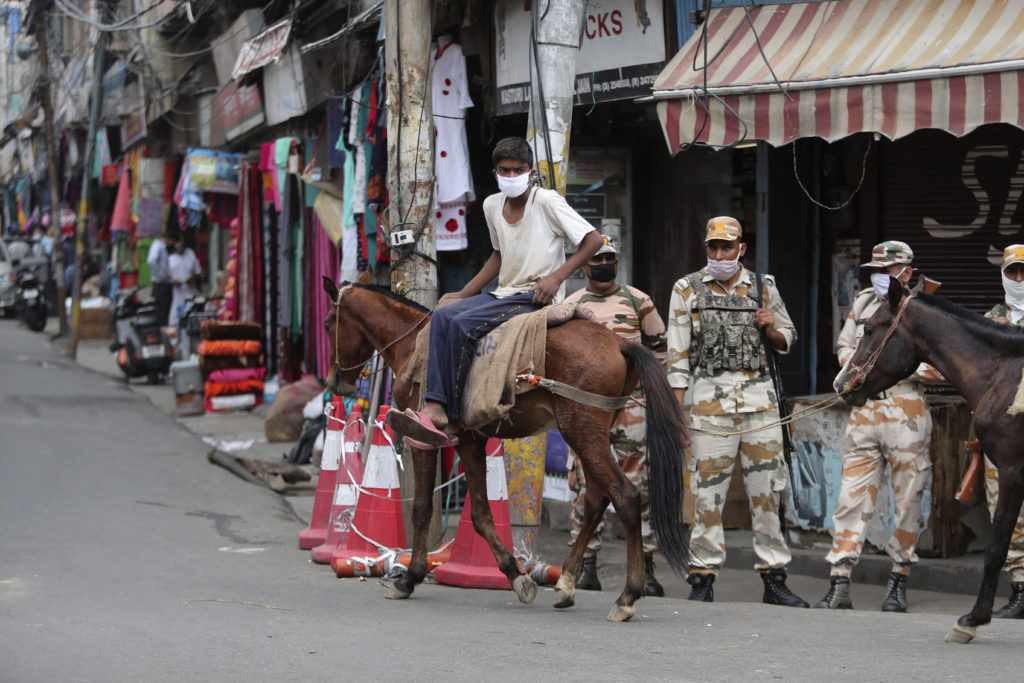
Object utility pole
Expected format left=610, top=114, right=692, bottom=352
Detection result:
left=33, top=3, right=69, bottom=337
left=67, top=0, right=114, bottom=359
left=526, top=0, right=585, bottom=194
left=384, top=0, right=435, bottom=306
left=383, top=0, right=440, bottom=545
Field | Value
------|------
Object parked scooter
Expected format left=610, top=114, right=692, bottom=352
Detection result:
left=15, top=267, right=48, bottom=332
left=110, top=288, right=175, bottom=384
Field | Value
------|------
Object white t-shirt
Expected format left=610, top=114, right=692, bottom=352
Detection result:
left=483, top=187, right=594, bottom=301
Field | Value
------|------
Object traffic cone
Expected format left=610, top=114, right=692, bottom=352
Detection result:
left=298, top=396, right=344, bottom=550
left=311, top=404, right=365, bottom=564
left=434, top=438, right=515, bottom=590
left=331, top=406, right=407, bottom=577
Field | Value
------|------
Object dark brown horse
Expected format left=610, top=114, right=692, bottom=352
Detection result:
left=838, top=276, right=1024, bottom=643
left=322, top=278, right=691, bottom=621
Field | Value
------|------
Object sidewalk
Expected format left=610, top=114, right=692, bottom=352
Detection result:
left=64, top=331, right=992, bottom=608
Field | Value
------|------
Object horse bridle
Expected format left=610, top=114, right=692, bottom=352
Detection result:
left=329, top=284, right=434, bottom=374
left=839, top=293, right=914, bottom=396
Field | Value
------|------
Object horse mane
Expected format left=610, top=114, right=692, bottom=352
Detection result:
left=346, top=282, right=430, bottom=313
left=918, top=292, right=1024, bottom=349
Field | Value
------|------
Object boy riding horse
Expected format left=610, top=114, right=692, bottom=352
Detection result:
left=388, top=136, right=602, bottom=447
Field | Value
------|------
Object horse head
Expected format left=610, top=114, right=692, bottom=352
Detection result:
left=837, top=275, right=923, bottom=407
left=322, top=276, right=375, bottom=397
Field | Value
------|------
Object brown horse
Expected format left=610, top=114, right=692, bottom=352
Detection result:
left=322, top=278, right=691, bottom=621
left=838, top=276, right=1024, bottom=643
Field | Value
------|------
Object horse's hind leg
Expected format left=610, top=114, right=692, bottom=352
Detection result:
left=554, top=475, right=610, bottom=609
left=561, top=416, right=644, bottom=622
left=947, top=465, right=1024, bottom=643
left=459, top=439, right=536, bottom=604
left=386, top=446, right=438, bottom=600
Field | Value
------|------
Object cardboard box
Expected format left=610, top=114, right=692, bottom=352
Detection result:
left=79, top=307, right=111, bottom=340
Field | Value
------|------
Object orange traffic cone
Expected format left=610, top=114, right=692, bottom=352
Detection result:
left=298, top=396, right=345, bottom=550
left=434, top=438, right=514, bottom=590
left=311, top=404, right=365, bottom=564
left=331, top=406, right=407, bottom=577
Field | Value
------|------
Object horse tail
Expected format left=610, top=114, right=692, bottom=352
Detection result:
left=620, top=343, right=691, bottom=576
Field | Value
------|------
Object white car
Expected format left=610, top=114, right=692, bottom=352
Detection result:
left=0, top=238, right=16, bottom=316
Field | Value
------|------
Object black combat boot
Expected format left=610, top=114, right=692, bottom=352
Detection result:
left=880, top=572, right=908, bottom=612
left=994, top=581, right=1024, bottom=618
left=761, top=569, right=809, bottom=607
left=813, top=576, right=853, bottom=609
left=686, top=572, right=714, bottom=602
left=644, top=554, right=665, bottom=597
left=576, top=556, right=602, bottom=591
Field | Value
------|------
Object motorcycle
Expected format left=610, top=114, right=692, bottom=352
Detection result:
left=15, top=268, right=48, bottom=332
left=109, top=288, right=175, bottom=384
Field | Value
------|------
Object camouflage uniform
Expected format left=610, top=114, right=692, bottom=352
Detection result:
left=562, top=284, right=667, bottom=556
left=667, top=266, right=796, bottom=574
left=826, top=289, right=933, bottom=578
left=982, top=302, right=1024, bottom=583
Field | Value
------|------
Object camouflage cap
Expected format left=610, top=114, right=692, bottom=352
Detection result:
left=862, top=240, right=913, bottom=268
left=595, top=234, right=618, bottom=255
left=1002, top=244, right=1024, bottom=270
left=705, top=216, right=742, bottom=242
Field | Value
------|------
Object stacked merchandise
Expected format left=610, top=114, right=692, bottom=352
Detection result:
left=198, top=321, right=265, bottom=412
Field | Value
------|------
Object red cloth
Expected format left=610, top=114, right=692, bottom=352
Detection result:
left=109, top=165, right=135, bottom=240
left=204, top=379, right=265, bottom=397
left=197, top=340, right=261, bottom=356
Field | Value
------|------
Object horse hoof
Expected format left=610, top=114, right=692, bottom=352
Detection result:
left=553, top=589, right=575, bottom=609
left=944, top=624, right=977, bottom=644
left=384, top=585, right=412, bottom=600
left=606, top=603, right=636, bottom=622
left=512, top=574, right=537, bottom=604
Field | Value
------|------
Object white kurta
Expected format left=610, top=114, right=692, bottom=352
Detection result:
left=432, top=39, right=475, bottom=251
left=168, top=248, right=202, bottom=328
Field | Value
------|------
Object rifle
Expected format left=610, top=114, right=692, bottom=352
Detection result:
left=753, top=273, right=796, bottom=461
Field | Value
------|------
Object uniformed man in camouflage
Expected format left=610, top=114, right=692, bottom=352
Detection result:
left=816, top=240, right=940, bottom=612
left=667, top=216, right=807, bottom=607
left=981, top=243, right=1024, bottom=618
left=562, top=236, right=668, bottom=596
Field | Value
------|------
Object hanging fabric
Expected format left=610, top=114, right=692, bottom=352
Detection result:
left=431, top=36, right=475, bottom=251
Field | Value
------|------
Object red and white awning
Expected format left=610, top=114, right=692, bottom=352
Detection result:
left=653, top=0, right=1024, bottom=153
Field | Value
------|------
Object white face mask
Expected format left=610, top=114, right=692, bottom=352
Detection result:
left=1002, top=272, right=1024, bottom=322
left=706, top=256, right=740, bottom=281
left=496, top=171, right=531, bottom=198
left=871, top=266, right=907, bottom=299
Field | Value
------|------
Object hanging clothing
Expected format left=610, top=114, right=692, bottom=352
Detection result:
left=431, top=37, right=475, bottom=252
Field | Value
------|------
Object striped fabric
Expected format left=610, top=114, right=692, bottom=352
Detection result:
left=653, top=0, right=1024, bottom=152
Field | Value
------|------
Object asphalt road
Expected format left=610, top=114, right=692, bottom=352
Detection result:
left=2, top=318, right=1024, bottom=681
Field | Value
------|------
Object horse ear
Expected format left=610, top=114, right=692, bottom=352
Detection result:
left=357, top=268, right=373, bottom=285
left=323, top=276, right=339, bottom=303
left=887, top=275, right=903, bottom=312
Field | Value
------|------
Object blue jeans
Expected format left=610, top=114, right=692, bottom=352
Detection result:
left=424, top=291, right=540, bottom=422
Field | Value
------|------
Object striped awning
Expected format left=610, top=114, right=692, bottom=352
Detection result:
left=653, top=0, right=1024, bottom=153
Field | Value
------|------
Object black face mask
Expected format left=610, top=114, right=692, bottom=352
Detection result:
left=588, top=263, right=617, bottom=282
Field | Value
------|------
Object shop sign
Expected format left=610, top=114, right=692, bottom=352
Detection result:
left=232, top=18, right=292, bottom=80
left=565, top=193, right=606, bottom=218
left=494, top=0, right=666, bottom=115
left=210, top=81, right=265, bottom=146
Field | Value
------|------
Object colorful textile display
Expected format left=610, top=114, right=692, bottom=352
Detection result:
left=197, top=339, right=261, bottom=356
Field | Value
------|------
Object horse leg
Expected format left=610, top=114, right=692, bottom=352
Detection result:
left=554, top=477, right=610, bottom=610
left=459, top=439, right=536, bottom=604
left=947, top=466, right=1024, bottom=643
left=561, top=418, right=644, bottom=622
left=386, top=446, right=438, bottom=600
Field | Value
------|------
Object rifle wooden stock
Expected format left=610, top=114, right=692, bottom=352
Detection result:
left=956, top=439, right=983, bottom=504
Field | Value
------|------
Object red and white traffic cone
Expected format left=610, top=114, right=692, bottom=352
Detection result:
left=434, top=438, right=515, bottom=590
left=331, top=406, right=407, bottom=577
left=311, top=404, right=365, bottom=564
left=298, top=396, right=344, bottom=550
